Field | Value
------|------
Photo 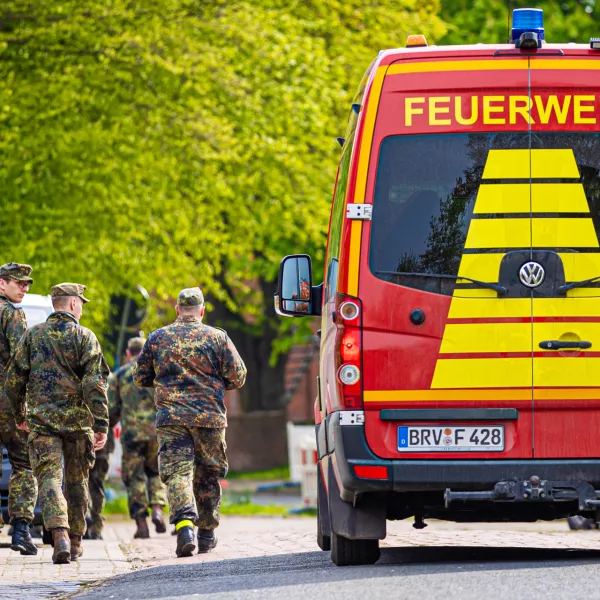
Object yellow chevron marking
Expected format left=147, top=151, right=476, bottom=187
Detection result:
left=440, top=323, right=531, bottom=353
left=465, top=218, right=530, bottom=248
left=532, top=218, right=598, bottom=247
left=534, top=358, right=600, bottom=387
left=483, top=150, right=530, bottom=179
left=474, top=183, right=589, bottom=214
left=531, top=149, right=580, bottom=178
left=432, top=358, right=532, bottom=388
left=481, top=149, right=579, bottom=180
left=465, top=218, right=597, bottom=249
left=447, top=296, right=531, bottom=318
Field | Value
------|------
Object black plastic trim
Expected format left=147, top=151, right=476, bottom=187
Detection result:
left=379, top=408, right=519, bottom=421
left=328, top=416, right=600, bottom=495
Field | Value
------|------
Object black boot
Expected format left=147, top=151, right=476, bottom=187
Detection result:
left=197, top=528, right=217, bottom=554
left=175, top=525, right=196, bottom=558
left=11, top=520, right=38, bottom=556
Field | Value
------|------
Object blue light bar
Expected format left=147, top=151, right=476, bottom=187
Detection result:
left=511, top=8, right=544, bottom=42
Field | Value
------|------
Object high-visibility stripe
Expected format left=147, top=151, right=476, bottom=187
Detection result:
left=481, top=149, right=580, bottom=180
left=431, top=357, right=532, bottom=388
left=364, top=388, right=600, bottom=403
left=346, top=66, right=386, bottom=296
left=465, top=218, right=598, bottom=248
left=474, top=183, right=588, bottom=214
left=387, top=59, right=528, bottom=76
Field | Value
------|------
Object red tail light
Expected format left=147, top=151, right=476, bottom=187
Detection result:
left=335, top=294, right=363, bottom=410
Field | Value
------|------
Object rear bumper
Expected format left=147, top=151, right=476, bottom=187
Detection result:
left=319, top=412, right=600, bottom=495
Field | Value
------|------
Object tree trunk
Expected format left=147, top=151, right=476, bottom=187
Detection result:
left=208, top=277, right=289, bottom=412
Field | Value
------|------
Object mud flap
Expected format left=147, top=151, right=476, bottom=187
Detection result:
left=318, top=463, right=331, bottom=537
left=327, top=460, right=386, bottom=540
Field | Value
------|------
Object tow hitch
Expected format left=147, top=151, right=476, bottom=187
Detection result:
left=445, top=476, right=600, bottom=510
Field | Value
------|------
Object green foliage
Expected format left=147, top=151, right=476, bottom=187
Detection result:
left=439, top=0, right=599, bottom=45
left=227, top=465, right=290, bottom=481
left=0, top=1, right=446, bottom=356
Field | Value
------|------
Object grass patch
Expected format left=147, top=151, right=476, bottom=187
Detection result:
left=227, top=466, right=290, bottom=481
left=104, top=496, right=129, bottom=515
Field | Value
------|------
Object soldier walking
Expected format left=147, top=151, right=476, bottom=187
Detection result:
left=0, top=263, right=38, bottom=556
left=85, top=425, right=114, bottom=540
left=5, top=283, right=109, bottom=564
left=134, top=287, right=246, bottom=557
left=109, top=337, right=167, bottom=539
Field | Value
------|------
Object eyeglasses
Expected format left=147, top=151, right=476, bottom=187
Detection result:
left=12, top=280, right=31, bottom=290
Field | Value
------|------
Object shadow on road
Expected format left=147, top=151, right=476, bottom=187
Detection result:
left=74, top=545, right=600, bottom=599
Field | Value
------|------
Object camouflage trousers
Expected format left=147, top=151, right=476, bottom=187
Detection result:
left=0, top=428, right=38, bottom=524
left=29, top=431, right=95, bottom=535
left=122, top=438, right=167, bottom=520
left=88, top=454, right=109, bottom=533
left=157, top=424, right=227, bottom=529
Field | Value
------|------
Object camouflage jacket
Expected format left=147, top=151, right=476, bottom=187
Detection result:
left=108, top=360, right=156, bottom=445
left=5, top=311, right=109, bottom=436
left=133, top=316, right=246, bottom=428
left=0, top=295, right=27, bottom=431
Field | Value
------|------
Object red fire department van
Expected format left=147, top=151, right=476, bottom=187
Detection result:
left=275, top=9, right=600, bottom=566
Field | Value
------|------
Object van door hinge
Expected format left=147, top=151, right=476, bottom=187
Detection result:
left=346, top=204, right=372, bottom=220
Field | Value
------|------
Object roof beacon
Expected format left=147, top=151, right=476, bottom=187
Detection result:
left=512, top=8, right=544, bottom=50
left=591, top=38, right=600, bottom=50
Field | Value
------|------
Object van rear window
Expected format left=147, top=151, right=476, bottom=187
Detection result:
left=369, top=133, right=600, bottom=295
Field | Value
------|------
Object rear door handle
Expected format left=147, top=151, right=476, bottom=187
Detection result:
left=539, top=340, right=592, bottom=350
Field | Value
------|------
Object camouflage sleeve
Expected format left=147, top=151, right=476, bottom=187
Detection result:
left=4, top=333, right=30, bottom=426
left=79, top=331, right=110, bottom=434
left=107, top=372, right=122, bottom=428
left=133, top=338, right=155, bottom=388
left=221, top=334, right=247, bottom=390
left=4, top=306, right=26, bottom=356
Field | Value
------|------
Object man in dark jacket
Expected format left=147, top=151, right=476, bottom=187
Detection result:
left=134, top=287, right=246, bottom=557
left=5, top=283, right=109, bottom=564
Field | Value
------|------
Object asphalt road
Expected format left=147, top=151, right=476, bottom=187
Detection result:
left=73, top=545, right=600, bottom=600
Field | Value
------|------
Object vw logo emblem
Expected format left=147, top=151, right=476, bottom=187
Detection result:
left=519, top=262, right=545, bottom=288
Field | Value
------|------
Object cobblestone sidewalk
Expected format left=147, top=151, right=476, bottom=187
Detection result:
left=2, top=516, right=600, bottom=598
left=109, top=516, right=600, bottom=570
left=0, top=524, right=132, bottom=600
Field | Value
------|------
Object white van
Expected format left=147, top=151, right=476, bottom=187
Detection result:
left=17, top=293, right=54, bottom=326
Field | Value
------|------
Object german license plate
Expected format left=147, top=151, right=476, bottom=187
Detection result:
left=397, top=425, right=504, bottom=452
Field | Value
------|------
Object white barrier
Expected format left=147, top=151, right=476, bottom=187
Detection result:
left=299, top=437, right=318, bottom=508
left=286, top=422, right=315, bottom=483
left=108, top=424, right=122, bottom=479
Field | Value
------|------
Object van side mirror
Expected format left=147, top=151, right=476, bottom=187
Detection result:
left=274, top=255, right=322, bottom=317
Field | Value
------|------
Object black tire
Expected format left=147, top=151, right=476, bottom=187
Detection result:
left=330, top=532, right=380, bottom=566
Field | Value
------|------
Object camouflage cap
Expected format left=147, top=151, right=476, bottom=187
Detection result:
left=127, top=336, right=146, bottom=353
left=51, top=282, right=90, bottom=304
left=177, top=287, right=204, bottom=307
left=0, top=262, right=33, bottom=284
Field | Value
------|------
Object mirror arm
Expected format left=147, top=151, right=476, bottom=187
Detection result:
left=311, top=283, right=323, bottom=316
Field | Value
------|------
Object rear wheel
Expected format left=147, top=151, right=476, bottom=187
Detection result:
left=330, top=532, right=380, bottom=566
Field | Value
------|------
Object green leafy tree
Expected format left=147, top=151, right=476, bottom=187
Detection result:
left=439, top=0, right=599, bottom=45
left=0, top=1, right=445, bottom=410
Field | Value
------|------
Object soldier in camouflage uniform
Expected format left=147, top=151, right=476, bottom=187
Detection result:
left=110, top=337, right=167, bottom=539
left=85, top=425, right=115, bottom=540
left=5, top=283, right=109, bottom=565
left=0, top=263, right=38, bottom=556
left=134, top=287, right=246, bottom=558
